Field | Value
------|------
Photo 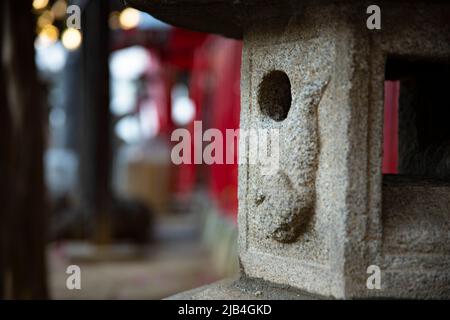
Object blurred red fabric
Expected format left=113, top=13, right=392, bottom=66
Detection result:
left=383, top=81, right=399, bottom=174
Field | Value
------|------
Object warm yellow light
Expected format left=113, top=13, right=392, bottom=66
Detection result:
left=52, top=0, right=68, bottom=20
left=119, top=8, right=141, bottom=30
left=33, top=0, right=49, bottom=10
left=109, top=11, right=120, bottom=30
left=61, top=28, right=82, bottom=51
left=37, top=10, right=54, bottom=29
left=37, top=24, right=59, bottom=47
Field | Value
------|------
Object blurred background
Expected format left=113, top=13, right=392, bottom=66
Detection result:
left=0, top=0, right=241, bottom=299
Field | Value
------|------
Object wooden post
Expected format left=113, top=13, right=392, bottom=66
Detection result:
left=0, top=0, right=48, bottom=299
left=79, top=0, right=112, bottom=244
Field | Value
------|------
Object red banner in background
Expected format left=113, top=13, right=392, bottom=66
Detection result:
left=383, top=81, right=399, bottom=174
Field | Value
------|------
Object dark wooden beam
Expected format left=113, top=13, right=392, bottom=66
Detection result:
left=79, top=0, right=112, bottom=244
left=0, top=0, right=48, bottom=299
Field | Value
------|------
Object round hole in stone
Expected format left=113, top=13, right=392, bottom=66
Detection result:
left=258, top=70, right=292, bottom=121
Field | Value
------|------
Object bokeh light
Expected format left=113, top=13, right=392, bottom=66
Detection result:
left=51, top=0, right=68, bottom=20
left=109, top=11, right=121, bottom=30
left=37, top=24, right=59, bottom=47
left=119, top=8, right=141, bottom=30
left=61, top=28, right=82, bottom=51
left=37, top=10, right=54, bottom=29
left=33, top=0, right=49, bottom=10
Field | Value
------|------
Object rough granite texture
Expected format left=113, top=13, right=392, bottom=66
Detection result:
left=167, top=277, right=324, bottom=300
left=130, top=0, right=450, bottom=299
left=238, top=3, right=450, bottom=299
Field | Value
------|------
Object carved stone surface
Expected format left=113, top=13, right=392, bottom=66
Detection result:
left=130, top=0, right=450, bottom=299
left=239, top=6, right=351, bottom=297
left=253, top=71, right=328, bottom=243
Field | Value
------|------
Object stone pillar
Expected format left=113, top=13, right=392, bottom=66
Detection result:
left=129, top=0, right=450, bottom=299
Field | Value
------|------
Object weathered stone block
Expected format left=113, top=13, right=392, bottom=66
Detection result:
left=238, top=3, right=450, bottom=299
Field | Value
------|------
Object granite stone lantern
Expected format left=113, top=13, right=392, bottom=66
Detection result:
left=128, top=0, right=450, bottom=299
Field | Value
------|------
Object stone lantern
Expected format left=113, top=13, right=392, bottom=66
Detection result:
left=128, top=0, right=450, bottom=299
